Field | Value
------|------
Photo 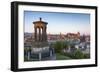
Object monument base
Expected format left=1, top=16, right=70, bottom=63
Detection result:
left=24, top=41, right=56, bottom=61
left=32, top=41, right=49, bottom=48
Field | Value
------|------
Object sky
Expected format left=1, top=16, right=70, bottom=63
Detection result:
left=24, top=11, right=90, bottom=35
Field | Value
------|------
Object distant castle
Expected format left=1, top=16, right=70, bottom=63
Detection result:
left=47, top=32, right=80, bottom=41
left=66, top=32, right=80, bottom=39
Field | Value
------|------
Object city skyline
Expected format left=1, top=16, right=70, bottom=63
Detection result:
left=24, top=11, right=90, bottom=35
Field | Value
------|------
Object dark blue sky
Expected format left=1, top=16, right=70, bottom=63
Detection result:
left=24, top=11, right=90, bottom=35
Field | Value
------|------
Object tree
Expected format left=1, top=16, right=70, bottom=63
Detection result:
left=74, top=49, right=84, bottom=59
left=54, top=41, right=64, bottom=53
left=70, top=43, right=75, bottom=49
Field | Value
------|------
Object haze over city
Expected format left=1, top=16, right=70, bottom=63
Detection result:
left=24, top=11, right=90, bottom=35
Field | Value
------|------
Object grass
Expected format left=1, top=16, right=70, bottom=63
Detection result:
left=56, top=53, right=71, bottom=60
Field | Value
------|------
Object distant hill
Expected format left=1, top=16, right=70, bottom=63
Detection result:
left=24, top=32, right=33, bottom=37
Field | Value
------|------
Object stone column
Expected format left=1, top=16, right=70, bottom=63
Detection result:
left=43, top=26, right=47, bottom=41
left=42, top=27, right=44, bottom=41
left=39, top=28, right=41, bottom=41
left=45, top=26, right=47, bottom=41
left=27, top=52, right=30, bottom=60
left=50, top=50, right=52, bottom=57
left=41, top=28, right=43, bottom=41
left=34, top=27, right=37, bottom=41
left=39, top=52, right=41, bottom=61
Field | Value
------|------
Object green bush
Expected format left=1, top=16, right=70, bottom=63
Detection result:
left=74, top=49, right=84, bottom=59
left=83, top=54, right=90, bottom=59
left=54, top=41, right=64, bottom=53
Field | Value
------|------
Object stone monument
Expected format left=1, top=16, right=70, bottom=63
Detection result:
left=32, top=17, right=48, bottom=48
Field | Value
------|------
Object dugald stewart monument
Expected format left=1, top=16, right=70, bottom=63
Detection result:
left=24, top=18, right=55, bottom=61
left=33, top=17, right=48, bottom=47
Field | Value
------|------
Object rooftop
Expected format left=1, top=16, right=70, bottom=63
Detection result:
left=33, top=17, right=48, bottom=24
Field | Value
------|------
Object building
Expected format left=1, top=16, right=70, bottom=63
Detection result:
left=66, top=32, right=80, bottom=39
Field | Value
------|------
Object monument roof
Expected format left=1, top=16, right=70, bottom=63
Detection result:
left=33, top=18, right=48, bottom=24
